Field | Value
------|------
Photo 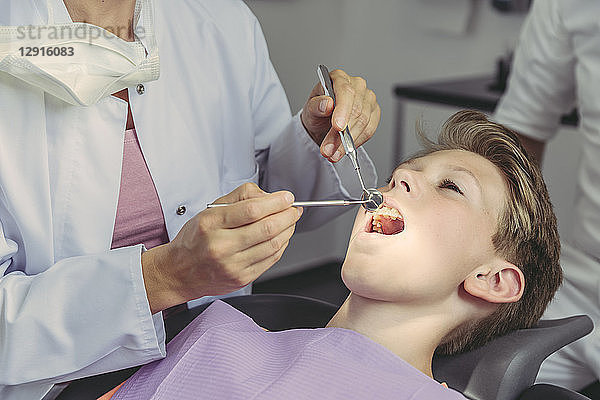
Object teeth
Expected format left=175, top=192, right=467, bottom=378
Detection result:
left=372, top=220, right=384, bottom=234
left=373, top=205, right=403, bottom=219
left=370, top=205, right=403, bottom=234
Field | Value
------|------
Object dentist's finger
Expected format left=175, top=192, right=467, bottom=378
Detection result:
left=345, top=76, right=368, bottom=125
left=234, top=223, right=297, bottom=266
left=213, top=182, right=266, bottom=204
left=329, top=69, right=356, bottom=132
left=208, top=190, right=295, bottom=229
left=350, top=98, right=380, bottom=149
left=304, top=95, right=334, bottom=118
left=320, top=127, right=343, bottom=160
left=302, top=95, right=335, bottom=145
left=240, top=244, right=289, bottom=285
left=347, top=89, right=373, bottom=137
left=233, top=205, right=302, bottom=251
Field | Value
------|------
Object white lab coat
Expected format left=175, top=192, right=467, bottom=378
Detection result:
left=0, top=0, right=376, bottom=398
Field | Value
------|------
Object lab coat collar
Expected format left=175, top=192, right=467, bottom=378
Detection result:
left=135, top=0, right=155, bottom=56
left=33, top=0, right=73, bottom=25
left=32, top=0, right=155, bottom=53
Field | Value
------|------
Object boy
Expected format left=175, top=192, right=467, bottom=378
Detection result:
left=105, top=110, right=562, bottom=399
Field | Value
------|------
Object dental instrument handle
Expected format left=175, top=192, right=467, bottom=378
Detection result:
left=206, top=199, right=367, bottom=208
left=317, top=64, right=368, bottom=193
left=344, top=136, right=367, bottom=191
left=290, top=200, right=366, bottom=207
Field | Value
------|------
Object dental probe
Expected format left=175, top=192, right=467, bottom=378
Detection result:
left=316, top=64, right=383, bottom=212
left=206, top=199, right=370, bottom=208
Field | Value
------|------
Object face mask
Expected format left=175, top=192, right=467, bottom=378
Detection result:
left=0, top=0, right=160, bottom=106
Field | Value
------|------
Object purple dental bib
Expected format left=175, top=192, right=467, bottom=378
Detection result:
left=112, top=301, right=466, bottom=400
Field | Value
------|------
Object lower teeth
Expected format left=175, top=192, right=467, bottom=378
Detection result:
left=371, top=216, right=404, bottom=235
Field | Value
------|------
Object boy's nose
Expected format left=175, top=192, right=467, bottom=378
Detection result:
left=394, top=169, right=422, bottom=199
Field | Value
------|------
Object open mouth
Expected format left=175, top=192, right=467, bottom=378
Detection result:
left=367, top=204, right=405, bottom=235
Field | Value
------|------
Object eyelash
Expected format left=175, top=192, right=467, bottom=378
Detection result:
left=439, top=179, right=463, bottom=195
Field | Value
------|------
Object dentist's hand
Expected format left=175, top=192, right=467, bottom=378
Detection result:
left=142, top=183, right=302, bottom=314
left=300, top=68, right=380, bottom=163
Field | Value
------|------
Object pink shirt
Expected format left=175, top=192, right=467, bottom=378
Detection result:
left=111, top=129, right=169, bottom=250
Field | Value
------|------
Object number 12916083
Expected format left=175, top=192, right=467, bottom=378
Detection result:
left=19, top=46, right=74, bottom=57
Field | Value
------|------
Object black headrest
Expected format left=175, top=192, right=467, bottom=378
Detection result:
left=432, top=315, right=593, bottom=400
left=165, top=293, right=338, bottom=341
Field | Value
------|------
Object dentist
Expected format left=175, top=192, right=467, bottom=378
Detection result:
left=0, top=0, right=380, bottom=398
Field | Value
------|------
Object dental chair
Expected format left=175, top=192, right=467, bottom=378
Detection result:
left=51, top=294, right=593, bottom=400
left=433, top=314, right=593, bottom=400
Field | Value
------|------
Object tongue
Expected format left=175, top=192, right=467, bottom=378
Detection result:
left=378, top=216, right=405, bottom=235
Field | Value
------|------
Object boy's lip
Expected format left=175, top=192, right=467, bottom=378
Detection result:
left=363, top=194, right=405, bottom=234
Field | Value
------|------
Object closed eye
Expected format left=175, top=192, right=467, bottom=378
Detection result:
left=439, top=179, right=463, bottom=195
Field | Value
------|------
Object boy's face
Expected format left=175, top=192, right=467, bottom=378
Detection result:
left=342, top=149, right=509, bottom=304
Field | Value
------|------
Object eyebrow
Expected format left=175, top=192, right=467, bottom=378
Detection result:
left=447, top=164, right=482, bottom=194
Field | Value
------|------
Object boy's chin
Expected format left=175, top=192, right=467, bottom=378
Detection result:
left=344, top=241, right=397, bottom=269
left=341, top=257, right=392, bottom=299
left=341, top=250, right=378, bottom=274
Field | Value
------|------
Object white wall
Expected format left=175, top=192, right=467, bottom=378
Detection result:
left=245, top=0, right=579, bottom=280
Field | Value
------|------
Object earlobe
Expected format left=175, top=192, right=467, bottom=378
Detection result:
left=464, top=262, right=525, bottom=304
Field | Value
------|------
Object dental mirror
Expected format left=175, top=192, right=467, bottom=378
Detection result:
left=361, top=188, right=383, bottom=212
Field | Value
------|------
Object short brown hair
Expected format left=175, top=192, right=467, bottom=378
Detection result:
left=412, top=110, right=562, bottom=355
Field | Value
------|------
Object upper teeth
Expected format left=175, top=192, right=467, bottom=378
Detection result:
left=371, top=205, right=403, bottom=234
left=373, top=205, right=403, bottom=219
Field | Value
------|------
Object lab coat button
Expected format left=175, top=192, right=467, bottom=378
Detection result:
left=136, top=84, right=145, bottom=95
left=176, top=205, right=187, bottom=215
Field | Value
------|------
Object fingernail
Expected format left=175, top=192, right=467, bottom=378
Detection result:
left=284, top=192, right=294, bottom=204
left=335, top=117, right=346, bottom=130
left=319, top=99, right=328, bottom=113
left=297, top=207, right=304, bottom=217
left=323, top=143, right=335, bottom=157
left=332, top=150, right=343, bottom=162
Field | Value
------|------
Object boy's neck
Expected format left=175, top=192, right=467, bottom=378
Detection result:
left=327, top=293, right=452, bottom=378
left=62, top=0, right=137, bottom=41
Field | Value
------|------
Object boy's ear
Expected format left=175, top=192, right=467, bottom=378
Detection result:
left=463, top=261, right=525, bottom=304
